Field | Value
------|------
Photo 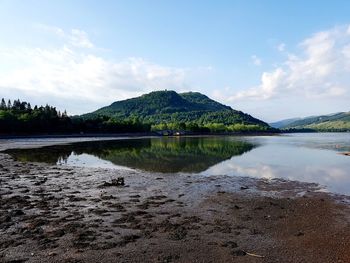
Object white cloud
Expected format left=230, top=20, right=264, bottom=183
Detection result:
left=229, top=25, right=350, bottom=101
left=277, top=43, right=285, bottom=52
left=251, top=55, right=262, bottom=66
left=0, top=27, right=208, bottom=114
left=36, top=24, right=94, bottom=49
left=0, top=48, right=190, bottom=113
left=70, top=29, right=94, bottom=48
left=232, top=68, right=286, bottom=100
left=35, top=24, right=65, bottom=37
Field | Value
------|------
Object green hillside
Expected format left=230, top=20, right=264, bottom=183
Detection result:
left=82, top=90, right=271, bottom=131
left=281, top=112, right=350, bottom=132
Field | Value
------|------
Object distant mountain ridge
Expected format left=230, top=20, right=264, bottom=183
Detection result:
left=82, top=90, right=269, bottom=128
left=270, top=118, right=301, bottom=128
left=273, top=112, right=350, bottom=131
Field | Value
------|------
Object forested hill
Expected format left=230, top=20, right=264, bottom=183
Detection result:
left=277, top=112, right=350, bottom=131
left=82, top=90, right=270, bottom=130
left=85, top=91, right=230, bottom=117
left=0, top=91, right=273, bottom=135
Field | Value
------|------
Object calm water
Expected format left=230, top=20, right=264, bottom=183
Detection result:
left=4, top=133, right=350, bottom=195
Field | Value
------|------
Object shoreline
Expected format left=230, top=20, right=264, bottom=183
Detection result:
left=0, top=132, right=157, bottom=140
left=1, top=151, right=350, bottom=262
left=2, top=130, right=350, bottom=140
left=0, top=133, right=278, bottom=152
left=0, top=131, right=282, bottom=140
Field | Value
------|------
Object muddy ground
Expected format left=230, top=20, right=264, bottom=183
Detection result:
left=1, top=149, right=350, bottom=263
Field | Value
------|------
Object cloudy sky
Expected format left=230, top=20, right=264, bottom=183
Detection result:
left=1, top=0, right=350, bottom=122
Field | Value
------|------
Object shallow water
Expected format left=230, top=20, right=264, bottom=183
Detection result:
left=204, top=133, right=350, bottom=195
left=3, top=133, right=350, bottom=195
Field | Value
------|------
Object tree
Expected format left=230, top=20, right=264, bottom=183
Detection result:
left=0, top=99, right=6, bottom=110
left=12, top=99, right=21, bottom=110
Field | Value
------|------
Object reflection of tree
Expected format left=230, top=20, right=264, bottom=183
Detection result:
left=96, top=138, right=256, bottom=173
left=7, top=147, right=72, bottom=164
left=6, top=137, right=256, bottom=173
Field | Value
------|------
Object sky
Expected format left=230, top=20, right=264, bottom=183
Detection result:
left=1, top=0, right=350, bottom=122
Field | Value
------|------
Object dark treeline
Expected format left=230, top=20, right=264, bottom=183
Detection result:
left=0, top=99, right=150, bottom=135
left=0, top=98, right=71, bottom=134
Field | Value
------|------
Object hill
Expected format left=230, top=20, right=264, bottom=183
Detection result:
left=276, top=112, right=350, bottom=131
left=270, top=118, right=301, bottom=128
left=82, top=90, right=271, bottom=131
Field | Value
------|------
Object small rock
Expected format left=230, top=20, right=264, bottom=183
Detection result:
left=10, top=209, right=25, bottom=217
left=222, top=241, right=238, bottom=248
left=100, top=177, right=125, bottom=187
left=111, top=177, right=125, bottom=186
left=232, top=249, right=246, bottom=256
left=295, top=231, right=304, bottom=237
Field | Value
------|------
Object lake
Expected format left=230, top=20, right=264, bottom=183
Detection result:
left=3, top=133, right=350, bottom=195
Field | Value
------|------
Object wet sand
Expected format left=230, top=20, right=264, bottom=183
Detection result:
left=1, top=146, right=350, bottom=262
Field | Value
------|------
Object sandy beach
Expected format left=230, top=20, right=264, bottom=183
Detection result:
left=1, top=140, right=350, bottom=263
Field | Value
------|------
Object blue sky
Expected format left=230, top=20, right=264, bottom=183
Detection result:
left=1, top=0, right=350, bottom=121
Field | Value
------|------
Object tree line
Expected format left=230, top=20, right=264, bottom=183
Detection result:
left=0, top=98, right=273, bottom=135
left=0, top=99, right=150, bottom=135
left=151, top=122, right=269, bottom=133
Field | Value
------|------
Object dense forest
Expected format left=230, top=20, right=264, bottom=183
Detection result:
left=0, top=94, right=275, bottom=135
left=0, top=98, right=71, bottom=134
left=0, top=98, right=150, bottom=134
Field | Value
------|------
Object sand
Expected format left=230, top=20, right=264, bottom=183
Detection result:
left=1, top=142, right=350, bottom=263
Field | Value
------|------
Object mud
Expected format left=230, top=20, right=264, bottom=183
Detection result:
left=1, top=150, right=350, bottom=263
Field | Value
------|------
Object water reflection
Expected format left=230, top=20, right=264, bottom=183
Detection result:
left=203, top=135, right=350, bottom=195
left=4, top=133, right=350, bottom=195
left=6, top=137, right=256, bottom=173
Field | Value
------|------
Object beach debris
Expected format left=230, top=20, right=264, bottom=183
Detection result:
left=232, top=249, right=264, bottom=258
left=244, top=251, right=264, bottom=258
left=295, top=231, right=304, bottom=237
left=232, top=249, right=246, bottom=256
left=100, top=177, right=125, bottom=187
left=112, top=177, right=125, bottom=186
left=240, top=186, right=249, bottom=190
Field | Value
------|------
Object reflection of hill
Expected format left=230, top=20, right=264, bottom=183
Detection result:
left=6, top=137, right=256, bottom=173
left=92, top=138, right=256, bottom=173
